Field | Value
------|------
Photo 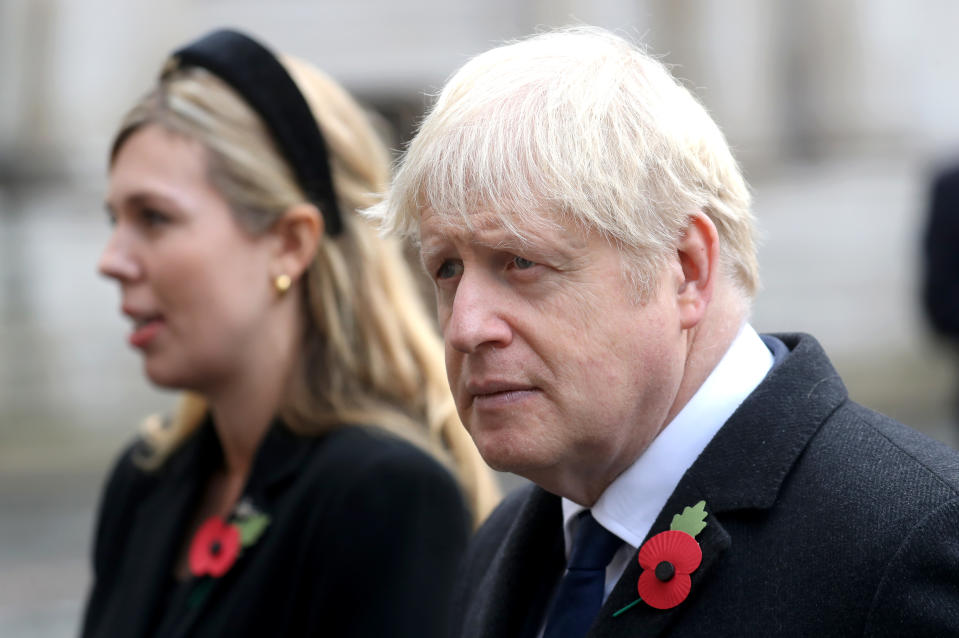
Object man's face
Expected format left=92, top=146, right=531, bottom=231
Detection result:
left=420, top=211, right=689, bottom=499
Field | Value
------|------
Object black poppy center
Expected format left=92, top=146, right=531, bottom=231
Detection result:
left=210, top=540, right=222, bottom=557
left=654, top=560, right=675, bottom=582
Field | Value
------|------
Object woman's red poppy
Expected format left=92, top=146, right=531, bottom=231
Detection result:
left=637, top=529, right=702, bottom=609
left=189, top=516, right=241, bottom=578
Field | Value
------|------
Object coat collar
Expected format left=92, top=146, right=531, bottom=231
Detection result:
left=586, top=332, right=848, bottom=637
left=684, top=332, right=847, bottom=514
left=166, top=416, right=314, bottom=496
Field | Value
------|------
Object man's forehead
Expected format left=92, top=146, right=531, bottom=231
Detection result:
left=419, top=208, right=583, bottom=249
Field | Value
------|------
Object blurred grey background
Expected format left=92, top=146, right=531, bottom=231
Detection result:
left=4, top=0, right=959, bottom=635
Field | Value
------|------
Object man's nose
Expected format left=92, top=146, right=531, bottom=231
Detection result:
left=444, top=272, right=513, bottom=354
left=97, top=229, right=141, bottom=282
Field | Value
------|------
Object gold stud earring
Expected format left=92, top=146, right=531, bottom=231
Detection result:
left=274, top=274, right=292, bottom=295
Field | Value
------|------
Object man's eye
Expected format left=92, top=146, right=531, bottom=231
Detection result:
left=512, top=256, right=536, bottom=270
left=436, top=260, right=463, bottom=280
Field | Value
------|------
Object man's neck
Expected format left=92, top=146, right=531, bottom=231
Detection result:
left=664, top=287, right=748, bottom=427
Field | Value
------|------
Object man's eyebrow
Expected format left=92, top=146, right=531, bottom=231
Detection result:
left=419, top=243, right=442, bottom=266
left=488, top=235, right=534, bottom=252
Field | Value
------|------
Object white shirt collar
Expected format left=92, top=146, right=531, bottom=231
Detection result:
left=561, top=322, right=774, bottom=551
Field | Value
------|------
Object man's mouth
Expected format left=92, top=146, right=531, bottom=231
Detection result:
left=466, top=380, right=539, bottom=408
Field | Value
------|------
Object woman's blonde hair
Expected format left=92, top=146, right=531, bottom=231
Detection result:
left=366, top=26, right=759, bottom=302
left=113, top=54, right=498, bottom=522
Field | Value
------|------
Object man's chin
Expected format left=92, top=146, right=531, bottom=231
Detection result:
left=473, top=434, right=551, bottom=477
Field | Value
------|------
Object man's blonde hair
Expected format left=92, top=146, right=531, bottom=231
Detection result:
left=367, top=26, right=759, bottom=300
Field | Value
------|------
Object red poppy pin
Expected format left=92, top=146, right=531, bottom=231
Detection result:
left=189, top=516, right=241, bottom=577
left=188, top=498, right=271, bottom=579
left=613, top=500, right=708, bottom=617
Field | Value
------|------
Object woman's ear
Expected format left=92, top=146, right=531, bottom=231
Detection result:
left=271, top=202, right=323, bottom=283
left=676, top=211, right=719, bottom=330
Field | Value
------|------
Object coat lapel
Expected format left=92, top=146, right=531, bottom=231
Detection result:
left=463, top=486, right=565, bottom=638
left=590, top=485, right=731, bottom=638
left=588, top=333, right=847, bottom=637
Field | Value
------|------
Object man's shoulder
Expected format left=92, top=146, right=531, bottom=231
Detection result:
left=717, top=331, right=959, bottom=509
left=763, top=332, right=959, bottom=488
left=815, top=399, right=959, bottom=498
left=664, top=341, right=959, bottom=633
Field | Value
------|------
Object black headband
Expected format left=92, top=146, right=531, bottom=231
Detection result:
left=166, top=28, right=343, bottom=235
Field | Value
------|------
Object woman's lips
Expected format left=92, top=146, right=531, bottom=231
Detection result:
left=128, top=317, right=164, bottom=348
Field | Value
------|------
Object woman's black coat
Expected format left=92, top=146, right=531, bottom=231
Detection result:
left=81, top=422, right=471, bottom=637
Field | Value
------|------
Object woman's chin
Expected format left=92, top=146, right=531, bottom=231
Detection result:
left=142, top=360, right=194, bottom=392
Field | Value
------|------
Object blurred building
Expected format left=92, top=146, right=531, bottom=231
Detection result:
left=5, top=1, right=959, bottom=178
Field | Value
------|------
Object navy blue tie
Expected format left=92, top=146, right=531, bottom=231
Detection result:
left=542, top=511, right=623, bottom=638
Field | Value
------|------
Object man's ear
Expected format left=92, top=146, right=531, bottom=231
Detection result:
left=676, top=212, right=719, bottom=330
left=270, top=202, right=323, bottom=284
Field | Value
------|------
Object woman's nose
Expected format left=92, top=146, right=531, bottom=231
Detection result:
left=97, top=229, right=141, bottom=282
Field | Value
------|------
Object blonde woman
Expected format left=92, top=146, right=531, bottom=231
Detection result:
left=82, top=29, right=498, bottom=638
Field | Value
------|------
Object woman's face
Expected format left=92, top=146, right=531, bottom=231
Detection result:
left=100, top=124, right=279, bottom=393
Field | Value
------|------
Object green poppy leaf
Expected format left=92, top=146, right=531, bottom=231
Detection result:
left=236, top=513, right=271, bottom=547
left=669, top=500, right=708, bottom=538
